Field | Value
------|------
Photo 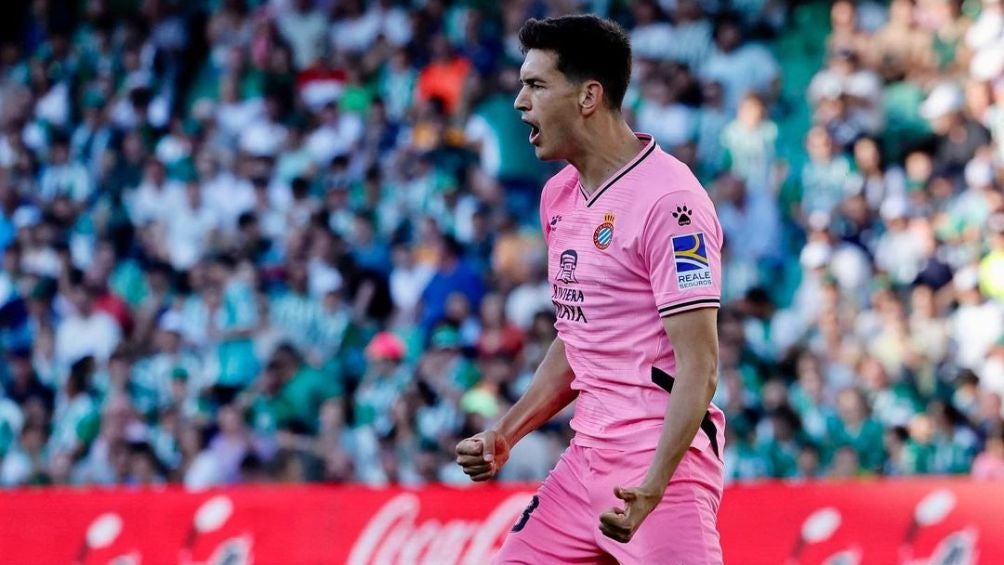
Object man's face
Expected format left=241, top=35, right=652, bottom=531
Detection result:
left=51, top=145, right=69, bottom=164
left=716, top=24, right=741, bottom=52
left=147, top=162, right=165, bottom=184
left=10, top=357, right=31, bottom=382
left=2, top=248, right=18, bottom=272
left=71, top=286, right=93, bottom=315
left=514, top=49, right=582, bottom=161
left=930, top=113, right=956, bottom=134
left=155, top=328, right=181, bottom=352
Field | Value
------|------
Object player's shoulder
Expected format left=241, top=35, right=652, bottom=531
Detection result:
left=639, top=148, right=709, bottom=203
left=629, top=148, right=719, bottom=239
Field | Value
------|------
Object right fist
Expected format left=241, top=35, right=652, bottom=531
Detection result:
left=455, top=430, right=511, bottom=482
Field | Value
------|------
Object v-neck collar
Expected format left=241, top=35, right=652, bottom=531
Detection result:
left=577, top=133, right=657, bottom=208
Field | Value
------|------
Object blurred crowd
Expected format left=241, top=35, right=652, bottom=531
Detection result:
left=0, top=0, right=1002, bottom=489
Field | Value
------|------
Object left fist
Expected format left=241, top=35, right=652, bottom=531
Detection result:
left=598, top=485, right=662, bottom=544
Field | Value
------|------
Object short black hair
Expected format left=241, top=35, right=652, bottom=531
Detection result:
left=518, top=15, right=632, bottom=111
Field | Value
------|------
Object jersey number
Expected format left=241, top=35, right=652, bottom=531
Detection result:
left=511, top=495, right=539, bottom=532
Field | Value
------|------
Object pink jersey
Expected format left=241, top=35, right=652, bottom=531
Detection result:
left=540, top=133, right=726, bottom=454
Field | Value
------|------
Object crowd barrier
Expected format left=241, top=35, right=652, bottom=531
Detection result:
left=0, top=478, right=1000, bottom=564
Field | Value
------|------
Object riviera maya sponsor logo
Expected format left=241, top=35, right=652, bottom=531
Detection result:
left=593, top=212, right=615, bottom=250
left=552, top=249, right=588, bottom=323
left=672, top=232, right=713, bottom=290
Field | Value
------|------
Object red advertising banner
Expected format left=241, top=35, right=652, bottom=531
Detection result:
left=0, top=478, right=1001, bottom=564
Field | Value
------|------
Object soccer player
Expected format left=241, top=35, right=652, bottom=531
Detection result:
left=455, top=15, right=726, bottom=564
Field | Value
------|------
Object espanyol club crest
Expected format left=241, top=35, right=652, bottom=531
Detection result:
left=593, top=212, right=615, bottom=250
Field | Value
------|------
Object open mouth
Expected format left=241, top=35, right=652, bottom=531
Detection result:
left=524, top=119, right=541, bottom=145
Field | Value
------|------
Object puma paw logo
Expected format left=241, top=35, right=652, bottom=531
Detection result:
left=672, top=205, right=692, bottom=226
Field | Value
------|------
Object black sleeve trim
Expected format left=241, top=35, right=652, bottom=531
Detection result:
left=658, top=298, right=721, bottom=317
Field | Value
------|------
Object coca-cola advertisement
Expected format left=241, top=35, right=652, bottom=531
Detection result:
left=0, top=479, right=1001, bottom=564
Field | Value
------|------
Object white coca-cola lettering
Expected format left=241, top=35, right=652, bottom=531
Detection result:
left=463, top=496, right=534, bottom=565
left=348, top=493, right=533, bottom=565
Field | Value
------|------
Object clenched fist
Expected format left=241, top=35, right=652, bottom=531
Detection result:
left=455, top=430, right=511, bottom=481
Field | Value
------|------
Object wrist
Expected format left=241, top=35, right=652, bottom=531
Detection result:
left=490, top=422, right=517, bottom=450
left=640, top=474, right=670, bottom=495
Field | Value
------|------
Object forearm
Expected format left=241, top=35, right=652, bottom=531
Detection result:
left=643, top=355, right=718, bottom=492
left=493, top=337, right=577, bottom=447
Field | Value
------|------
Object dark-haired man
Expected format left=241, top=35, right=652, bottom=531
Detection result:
left=456, top=14, right=725, bottom=564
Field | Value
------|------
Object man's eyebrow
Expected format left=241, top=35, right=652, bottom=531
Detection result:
left=520, top=76, right=545, bottom=84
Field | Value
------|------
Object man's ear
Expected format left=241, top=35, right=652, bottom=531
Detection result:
left=580, top=80, right=604, bottom=116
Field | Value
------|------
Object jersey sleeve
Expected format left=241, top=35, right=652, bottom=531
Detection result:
left=642, top=191, right=723, bottom=318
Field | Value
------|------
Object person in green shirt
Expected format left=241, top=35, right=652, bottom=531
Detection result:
left=419, top=326, right=479, bottom=393
left=901, top=414, right=937, bottom=475
left=377, top=48, right=418, bottom=124
left=271, top=343, right=341, bottom=434
left=48, top=356, right=101, bottom=461
left=800, top=126, right=853, bottom=218
left=724, top=423, right=771, bottom=482
left=209, top=255, right=261, bottom=389
left=243, top=359, right=295, bottom=437
left=789, top=355, right=842, bottom=463
left=0, top=395, right=22, bottom=461
left=268, top=260, right=325, bottom=361
left=758, top=406, right=804, bottom=478
left=354, top=332, right=410, bottom=437
left=830, top=387, right=886, bottom=472
left=721, top=93, right=778, bottom=195
left=926, top=399, right=978, bottom=474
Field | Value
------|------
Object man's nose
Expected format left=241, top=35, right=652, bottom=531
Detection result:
left=514, top=87, right=530, bottom=112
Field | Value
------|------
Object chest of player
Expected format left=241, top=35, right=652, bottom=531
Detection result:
left=545, top=208, right=651, bottom=323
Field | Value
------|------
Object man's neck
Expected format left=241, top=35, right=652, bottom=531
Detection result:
left=569, top=119, right=645, bottom=195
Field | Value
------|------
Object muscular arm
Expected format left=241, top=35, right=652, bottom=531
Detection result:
left=456, top=336, right=577, bottom=481
left=599, top=307, right=719, bottom=543
left=493, top=336, right=578, bottom=447
left=642, top=307, right=719, bottom=491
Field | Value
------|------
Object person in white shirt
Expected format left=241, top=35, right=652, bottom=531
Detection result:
left=127, top=159, right=181, bottom=227
left=214, top=76, right=265, bottom=146
left=164, top=180, right=219, bottom=271
left=629, top=0, right=674, bottom=61
left=950, top=267, right=1004, bottom=371
left=276, top=0, right=328, bottom=69
left=329, top=0, right=382, bottom=54
left=389, top=244, right=434, bottom=326
left=873, top=199, right=925, bottom=286
left=38, top=138, right=93, bottom=206
left=305, top=102, right=363, bottom=165
left=665, top=0, right=713, bottom=73
left=635, top=76, right=694, bottom=150
left=504, top=259, right=552, bottom=331
left=55, top=282, right=121, bottom=369
left=198, top=151, right=254, bottom=235
left=700, top=16, right=780, bottom=113
left=714, top=173, right=782, bottom=299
